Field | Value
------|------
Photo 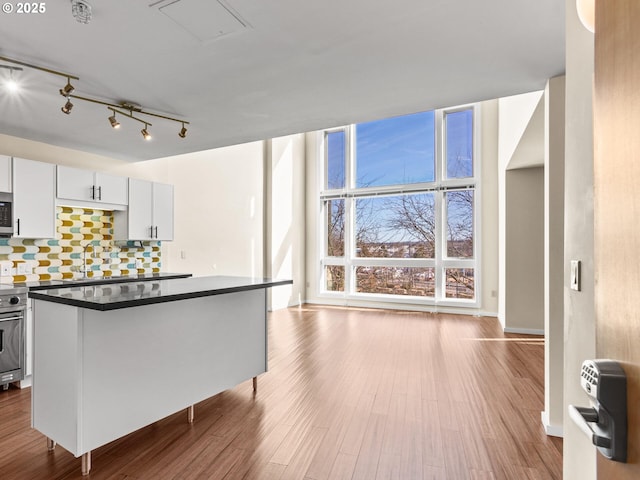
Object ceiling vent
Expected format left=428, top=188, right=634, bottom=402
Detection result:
left=150, top=0, right=250, bottom=43
left=71, top=0, right=92, bottom=24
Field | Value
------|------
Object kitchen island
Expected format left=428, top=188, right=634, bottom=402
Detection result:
left=29, top=275, right=292, bottom=476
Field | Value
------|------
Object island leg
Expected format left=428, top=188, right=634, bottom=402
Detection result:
left=187, top=405, right=194, bottom=424
left=81, top=451, right=91, bottom=476
left=46, top=438, right=56, bottom=451
left=253, top=376, right=257, bottom=392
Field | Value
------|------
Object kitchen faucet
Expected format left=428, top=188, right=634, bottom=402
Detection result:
left=82, top=242, right=92, bottom=278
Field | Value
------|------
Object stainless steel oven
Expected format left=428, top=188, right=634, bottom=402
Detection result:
left=0, top=285, right=27, bottom=389
left=0, top=192, right=13, bottom=237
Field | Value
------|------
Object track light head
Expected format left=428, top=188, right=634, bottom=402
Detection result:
left=108, top=113, right=120, bottom=129
left=179, top=124, right=187, bottom=138
left=1, top=65, right=23, bottom=93
left=59, top=78, right=75, bottom=97
left=6, top=79, right=18, bottom=93
left=141, top=125, right=151, bottom=140
left=61, top=99, right=73, bottom=114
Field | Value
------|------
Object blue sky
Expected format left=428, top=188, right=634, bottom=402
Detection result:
left=327, top=109, right=472, bottom=190
left=355, top=111, right=435, bottom=187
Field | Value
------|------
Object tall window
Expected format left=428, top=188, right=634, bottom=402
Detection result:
left=320, top=105, right=478, bottom=306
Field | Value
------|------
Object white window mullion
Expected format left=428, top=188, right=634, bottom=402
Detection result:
left=344, top=125, right=356, bottom=296
left=434, top=109, right=445, bottom=302
left=344, top=196, right=353, bottom=295
left=434, top=190, right=444, bottom=302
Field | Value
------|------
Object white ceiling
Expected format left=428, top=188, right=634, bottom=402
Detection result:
left=0, top=0, right=565, bottom=162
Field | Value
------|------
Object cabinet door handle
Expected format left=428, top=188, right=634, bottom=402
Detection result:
left=150, top=226, right=154, bottom=238
left=97, top=186, right=102, bottom=201
left=16, top=218, right=20, bottom=236
left=91, top=185, right=95, bottom=200
left=154, top=226, right=158, bottom=239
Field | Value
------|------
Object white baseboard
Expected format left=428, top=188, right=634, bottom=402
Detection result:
left=18, top=375, right=31, bottom=389
left=503, top=327, right=545, bottom=335
left=541, top=411, right=564, bottom=437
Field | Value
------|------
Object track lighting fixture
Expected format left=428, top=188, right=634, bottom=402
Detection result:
left=108, top=113, right=120, bottom=129
left=141, top=125, right=151, bottom=141
left=61, top=98, right=73, bottom=114
left=108, top=106, right=156, bottom=141
left=0, top=54, right=190, bottom=142
left=59, top=77, right=75, bottom=97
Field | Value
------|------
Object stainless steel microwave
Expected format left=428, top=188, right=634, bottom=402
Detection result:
left=0, top=192, right=13, bottom=237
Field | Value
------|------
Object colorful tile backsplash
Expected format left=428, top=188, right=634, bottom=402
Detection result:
left=0, top=206, right=161, bottom=284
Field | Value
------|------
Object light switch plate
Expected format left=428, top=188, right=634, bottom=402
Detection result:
left=571, top=260, right=581, bottom=291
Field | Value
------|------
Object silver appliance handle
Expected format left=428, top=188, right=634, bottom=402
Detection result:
left=0, top=315, right=23, bottom=322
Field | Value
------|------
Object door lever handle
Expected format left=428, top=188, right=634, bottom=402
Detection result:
left=569, top=405, right=611, bottom=448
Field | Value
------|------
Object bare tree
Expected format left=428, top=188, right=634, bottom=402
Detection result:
left=385, top=194, right=436, bottom=258
left=326, top=199, right=345, bottom=257
left=446, top=190, right=474, bottom=258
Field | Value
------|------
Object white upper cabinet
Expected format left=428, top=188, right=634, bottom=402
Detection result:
left=0, top=156, right=11, bottom=192
left=13, top=157, right=56, bottom=239
left=57, top=165, right=128, bottom=206
left=97, top=172, right=128, bottom=204
left=126, top=178, right=153, bottom=240
left=114, top=179, right=174, bottom=241
left=152, top=182, right=174, bottom=241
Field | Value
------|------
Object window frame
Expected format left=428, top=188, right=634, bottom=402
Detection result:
left=318, top=104, right=481, bottom=308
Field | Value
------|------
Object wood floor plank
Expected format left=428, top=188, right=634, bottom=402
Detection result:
left=0, top=305, right=562, bottom=479
left=351, top=413, right=386, bottom=480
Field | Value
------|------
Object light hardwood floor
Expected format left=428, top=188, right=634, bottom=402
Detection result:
left=0, top=305, right=562, bottom=479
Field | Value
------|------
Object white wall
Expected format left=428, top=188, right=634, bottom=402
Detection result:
left=147, top=142, right=265, bottom=279
left=497, top=91, right=544, bottom=171
left=563, top=0, right=597, bottom=477
left=498, top=92, right=546, bottom=333
left=504, top=167, right=545, bottom=333
left=0, top=133, right=130, bottom=173
left=480, top=101, right=500, bottom=316
left=266, top=134, right=306, bottom=309
left=543, top=75, right=566, bottom=437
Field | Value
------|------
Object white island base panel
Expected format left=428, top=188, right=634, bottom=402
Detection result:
left=32, top=288, right=267, bottom=468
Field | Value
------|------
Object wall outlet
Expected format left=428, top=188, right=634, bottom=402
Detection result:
left=17, top=262, right=27, bottom=275
left=0, top=261, right=11, bottom=277
left=136, top=259, right=143, bottom=269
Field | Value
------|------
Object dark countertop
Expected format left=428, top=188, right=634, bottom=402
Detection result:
left=29, top=275, right=293, bottom=311
left=17, top=273, right=192, bottom=291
